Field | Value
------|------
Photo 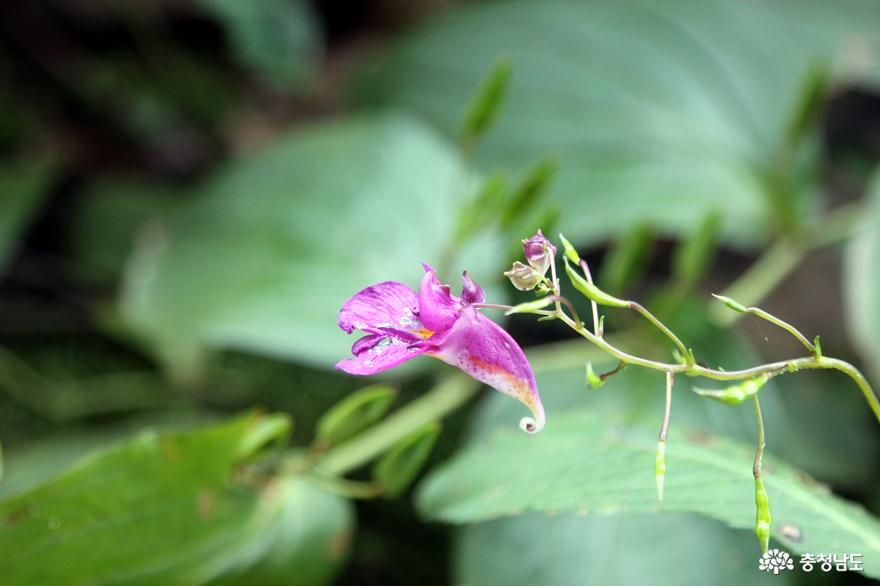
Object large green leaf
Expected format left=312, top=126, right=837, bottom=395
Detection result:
left=0, top=160, right=54, bottom=273
left=418, top=407, right=880, bottom=577
left=208, top=476, right=352, bottom=586
left=456, top=513, right=786, bottom=586
left=119, top=114, right=500, bottom=372
left=357, top=0, right=880, bottom=246
left=0, top=413, right=353, bottom=586
left=846, top=173, right=880, bottom=383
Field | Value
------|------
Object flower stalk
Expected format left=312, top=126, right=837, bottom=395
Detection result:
left=656, top=372, right=673, bottom=502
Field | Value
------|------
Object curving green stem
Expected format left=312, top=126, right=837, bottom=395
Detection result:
left=317, top=375, right=480, bottom=475
left=629, top=302, right=692, bottom=365
left=551, top=310, right=880, bottom=425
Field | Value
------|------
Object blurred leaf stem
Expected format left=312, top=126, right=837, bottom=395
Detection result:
left=316, top=375, right=479, bottom=476
left=712, top=201, right=868, bottom=325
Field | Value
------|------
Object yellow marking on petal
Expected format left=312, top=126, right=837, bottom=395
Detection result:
left=412, top=328, right=434, bottom=339
left=467, top=356, right=530, bottom=393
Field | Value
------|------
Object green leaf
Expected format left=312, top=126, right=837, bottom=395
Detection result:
left=456, top=513, right=787, bottom=586
left=845, top=172, right=880, bottom=383
left=208, top=477, right=352, bottom=586
left=418, top=408, right=880, bottom=577
left=461, top=58, right=513, bottom=141
left=358, top=0, right=880, bottom=246
left=373, top=422, right=441, bottom=499
left=315, top=384, right=397, bottom=449
left=0, top=413, right=352, bottom=585
left=119, top=114, right=500, bottom=372
left=0, top=160, right=54, bottom=274
left=197, top=0, right=320, bottom=92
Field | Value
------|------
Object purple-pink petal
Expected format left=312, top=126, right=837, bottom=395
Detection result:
left=427, top=306, right=545, bottom=433
left=336, top=332, right=428, bottom=375
left=460, top=271, right=485, bottom=305
left=338, top=281, right=419, bottom=334
left=418, top=265, right=461, bottom=332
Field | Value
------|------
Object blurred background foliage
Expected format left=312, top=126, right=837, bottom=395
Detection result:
left=1, top=0, right=880, bottom=584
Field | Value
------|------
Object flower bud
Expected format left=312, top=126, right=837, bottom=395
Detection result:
left=504, top=261, right=542, bottom=291
left=522, top=229, right=557, bottom=275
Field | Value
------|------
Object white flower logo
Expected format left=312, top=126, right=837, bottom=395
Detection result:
left=759, top=548, right=794, bottom=574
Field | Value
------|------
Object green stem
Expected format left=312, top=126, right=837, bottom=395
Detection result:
left=317, top=375, right=479, bottom=476
left=752, top=395, right=766, bottom=479
left=711, top=238, right=803, bottom=325
left=549, top=253, right=562, bottom=316
left=746, top=306, right=815, bottom=355
left=629, top=302, right=692, bottom=364
left=551, top=311, right=880, bottom=424
left=579, top=260, right=603, bottom=336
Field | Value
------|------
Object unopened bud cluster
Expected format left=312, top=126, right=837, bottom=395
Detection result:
left=504, top=229, right=556, bottom=291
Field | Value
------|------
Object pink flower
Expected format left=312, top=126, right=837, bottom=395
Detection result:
left=336, top=264, right=545, bottom=433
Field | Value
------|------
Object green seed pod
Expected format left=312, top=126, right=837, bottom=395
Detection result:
left=755, top=475, right=772, bottom=553
left=711, top=293, right=748, bottom=314
left=655, top=439, right=667, bottom=502
left=505, top=297, right=554, bottom=315
left=692, top=375, right=769, bottom=406
left=558, top=233, right=581, bottom=264
left=586, top=363, right=604, bottom=389
left=564, top=259, right=629, bottom=308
